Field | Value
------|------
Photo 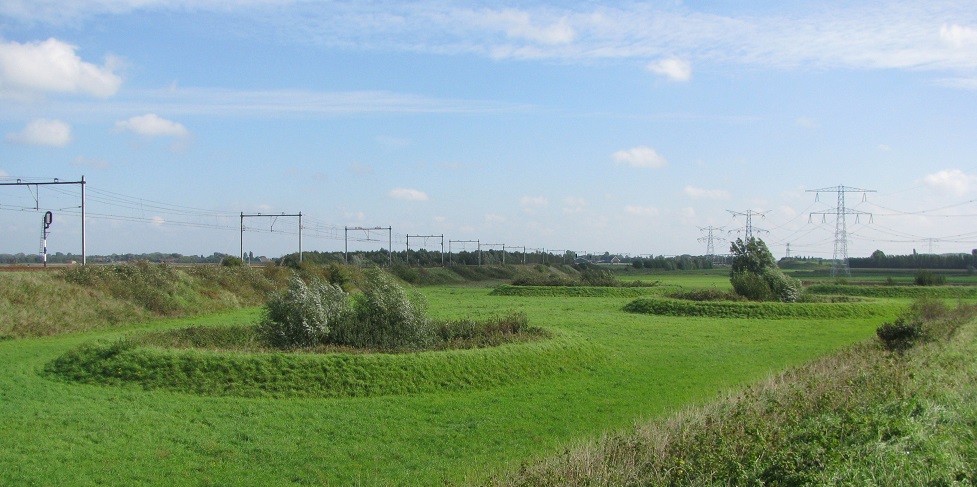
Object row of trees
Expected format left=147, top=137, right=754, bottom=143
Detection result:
left=850, top=250, right=977, bottom=270
left=631, top=255, right=717, bottom=271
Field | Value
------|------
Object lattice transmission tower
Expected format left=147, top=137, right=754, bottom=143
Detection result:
left=807, top=185, right=875, bottom=277
left=697, top=226, right=725, bottom=258
left=726, top=209, right=769, bottom=241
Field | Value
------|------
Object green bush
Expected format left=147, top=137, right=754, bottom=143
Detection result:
left=328, top=268, right=434, bottom=350
left=876, top=317, right=924, bottom=352
left=914, top=270, right=946, bottom=286
left=220, top=256, right=244, bottom=267
left=730, top=271, right=773, bottom=301
left=257, top=275, right=350, bottom=349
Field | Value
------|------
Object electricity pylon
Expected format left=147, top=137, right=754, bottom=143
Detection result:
left=697, top=226, right=724, bottom=258
left=807, top=185, right=875, bottom=277
left=726, top=209, right=769, bottom=241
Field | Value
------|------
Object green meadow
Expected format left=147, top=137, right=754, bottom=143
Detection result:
left=0, top=270, right=903, bottom=484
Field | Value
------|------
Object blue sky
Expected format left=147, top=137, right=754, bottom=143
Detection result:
left=2, top=0, right=977, bottom=260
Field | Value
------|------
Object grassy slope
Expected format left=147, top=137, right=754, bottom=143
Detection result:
left=495, top=307, right=977, bottom=485
left=0, top=273, right=894, bottom=484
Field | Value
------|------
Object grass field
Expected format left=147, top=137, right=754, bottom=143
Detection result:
left=0, top=271, right=903, bottom=484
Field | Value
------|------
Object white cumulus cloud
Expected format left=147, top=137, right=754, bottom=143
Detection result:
left=389, top=187, right=429, bottom=201
left=114, top=113, right=189, bottom=137
left=941, top=23, right=977, bottom=48
left=612, top=146, right=668, bottom=169
left=0, top=38, right=122, bottom=99
left=683, top=185, right=730, bottom=199
left=922, top=169, right=977, bottom=196
left=646, top=57, right=692, bottom=82
left=5, top=118, right=71, bottom=146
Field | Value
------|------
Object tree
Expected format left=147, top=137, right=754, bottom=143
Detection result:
left=729, top=237, right=800, bottom=302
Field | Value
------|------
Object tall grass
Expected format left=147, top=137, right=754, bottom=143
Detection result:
left=0, top=272, right=147, bottom=338
left=493, top=302, right=977, bottom=486
left=0, top=263, right=280, bottom=338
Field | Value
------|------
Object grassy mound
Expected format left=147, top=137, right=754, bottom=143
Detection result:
left=490, top=285, right=665, bottom=298
left=806, top=284, right=977, bottom=299
left=44, top=333, right=602, bottom=399
left=622, top=297, right=899, bottom=320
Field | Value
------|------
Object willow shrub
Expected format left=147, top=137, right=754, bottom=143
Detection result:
left=329, top=268, right=434, bottom=350
left=257, top=275, right=350, bottom=349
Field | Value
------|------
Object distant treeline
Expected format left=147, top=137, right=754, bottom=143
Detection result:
left=0, top=252, right=236, bottom=265
left=630, top=255, right=717, bottom=270
left=848, top=250, right=977, bottom=270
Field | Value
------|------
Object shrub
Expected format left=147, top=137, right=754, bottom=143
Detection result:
left=328, top=268, right=434, bottom=350
left=730, top=271, right=773, bottom=301
left=913, top=270, right=946, bottom=286
left=220, top=256, right=244, bottom=267
left=257, top=274, right=350, bottom=349
left=876, top=317, right=924, bottom=352
left=764, top=268, right=801, bottom=303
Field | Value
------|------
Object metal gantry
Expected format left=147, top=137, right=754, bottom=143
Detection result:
left=240, top=212, right=303, bottom=263
left=345, top=226, right=392, bottom=265
left=0, top=176, right=87, bottom=264
left=406, top=234, right=444, bottom=266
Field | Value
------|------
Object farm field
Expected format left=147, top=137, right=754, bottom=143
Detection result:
left=0, top=271, right=901, bottom=484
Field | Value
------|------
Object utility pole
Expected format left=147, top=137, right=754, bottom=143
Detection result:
left=807, top=185, right=875, bottom=277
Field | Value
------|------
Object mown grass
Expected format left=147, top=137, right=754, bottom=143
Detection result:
left=623, top=297, right=900, bottom=320
left=490, top=284, right=667, bottom=298
left=44, top=333, right=595, bottom=399
left=0, top=270, right=925, bottom=484
left=494, top=303, right=977, bottom=486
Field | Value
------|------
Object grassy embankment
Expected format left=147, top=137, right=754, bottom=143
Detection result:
left=0, top=266, right=923, bottom=484
left=495, top=299, right=977, bottom=485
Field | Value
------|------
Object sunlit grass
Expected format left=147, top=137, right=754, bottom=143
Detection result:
left=0, top=269, right=908, bottom=484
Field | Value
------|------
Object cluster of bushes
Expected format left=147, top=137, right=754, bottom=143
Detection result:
left=257, top=269, right=433, bottom=350
left=257, top=268, right=546, bottom=352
